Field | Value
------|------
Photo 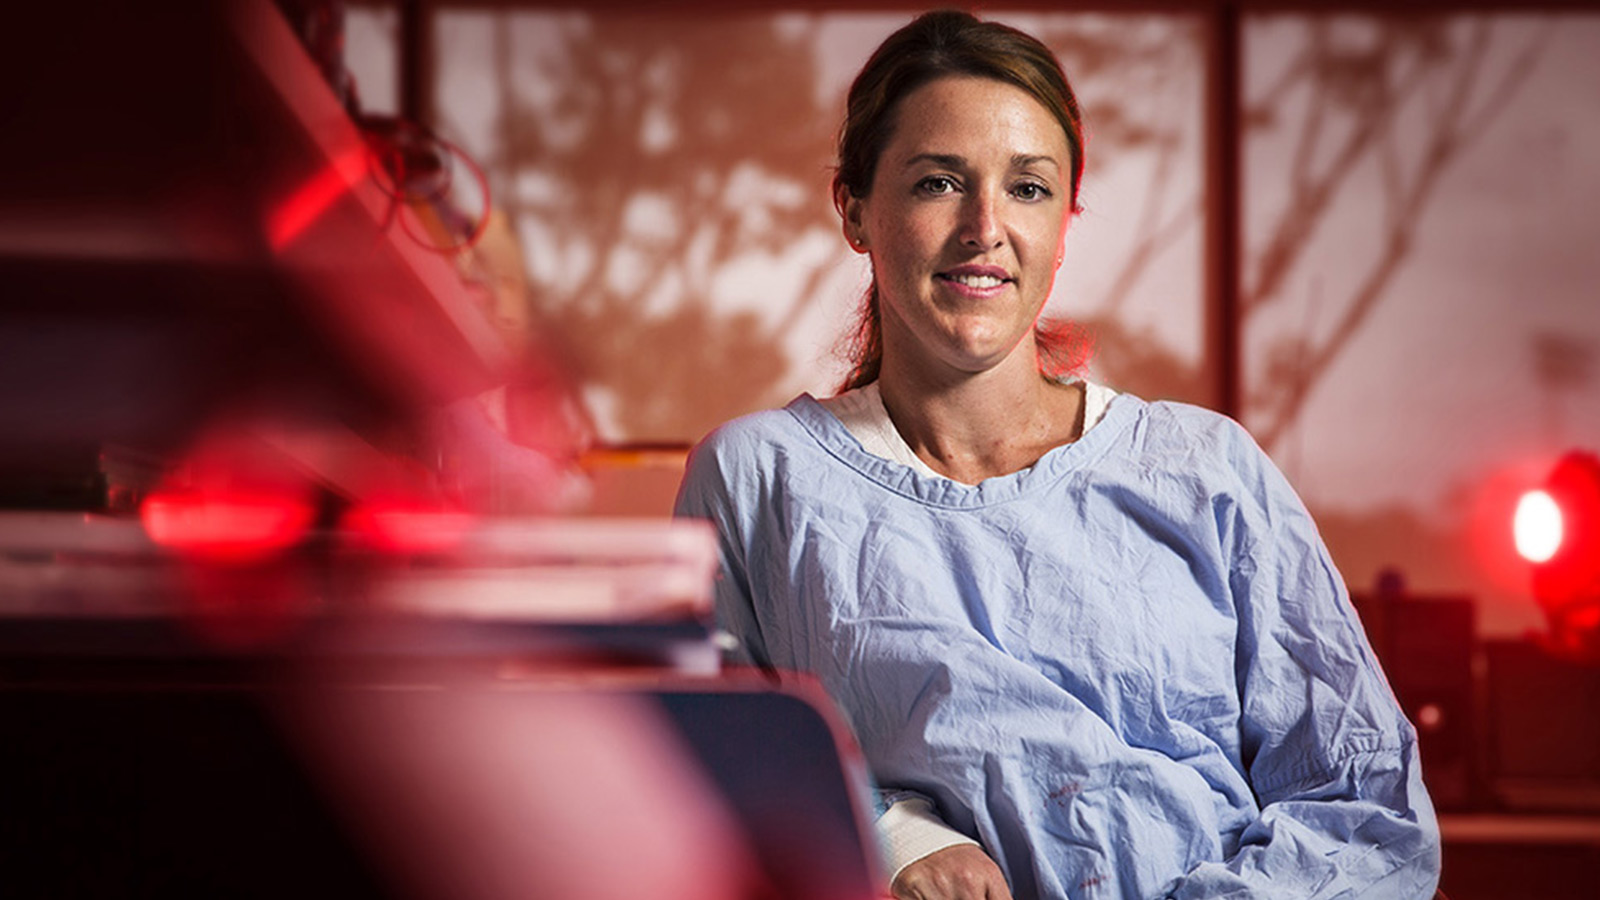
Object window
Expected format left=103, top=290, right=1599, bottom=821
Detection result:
left=1242, top=12, right=1600, bottom=634
left=432, top=8, right=1207, bottom=441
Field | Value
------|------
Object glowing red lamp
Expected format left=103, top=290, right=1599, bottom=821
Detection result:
left=1513, top=489, right=1563, bottom=564
left=1517, top=450, right=1600, bottom=661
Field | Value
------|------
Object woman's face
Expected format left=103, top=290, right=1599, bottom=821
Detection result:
left=840, top=76, right=1072, bottom=381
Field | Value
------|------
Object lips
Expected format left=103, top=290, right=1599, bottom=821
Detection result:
left=937, top=264, right=1013, bottom=295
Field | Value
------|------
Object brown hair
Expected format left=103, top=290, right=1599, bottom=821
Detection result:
left=833, top=10, right=1090, bottom=392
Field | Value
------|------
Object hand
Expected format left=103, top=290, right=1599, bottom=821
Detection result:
left=890, top=844, right=1013, bottom=900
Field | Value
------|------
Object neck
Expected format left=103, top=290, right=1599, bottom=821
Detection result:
left=875, top=349, right=1083, bottom=485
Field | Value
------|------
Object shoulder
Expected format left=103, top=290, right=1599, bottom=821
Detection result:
left=1116, top=396, right=1266, bottom=471
left=676, top=398, right=824, bottom=514
left=687, top=402, right=813, bottom=473
left=1095, top=396, right=1307, bottom=528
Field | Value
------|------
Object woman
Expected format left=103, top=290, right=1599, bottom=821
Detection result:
left=676, top=11, right=1440, bottom=900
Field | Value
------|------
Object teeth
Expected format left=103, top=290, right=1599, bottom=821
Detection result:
left=947, top=273, right=1005, bottom=288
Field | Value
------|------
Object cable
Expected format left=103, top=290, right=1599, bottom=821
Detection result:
left=356, top=114, right=493, bottom=255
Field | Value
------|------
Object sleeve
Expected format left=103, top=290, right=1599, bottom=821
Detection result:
left=875, top=791, right=982, bottom=885
left=672, top=433, right=771, bottom=669
left=1166, top=426, right=1441, bottom=900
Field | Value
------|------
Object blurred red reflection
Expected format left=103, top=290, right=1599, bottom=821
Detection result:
left=286, top=683, right=777, bottom=900
left=269, top=144, right=371, bottom=250
left=342, top=496, right=475, bottom=555
left=142, top=488, right=315, bottom=561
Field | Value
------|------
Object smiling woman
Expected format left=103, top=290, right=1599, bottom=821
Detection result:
left=843, top=78, right=1070, bottom=377
left=831, top=14, right=1088, bottom=402
left=676, top=10, right=1440, bottom=900
left=837, top=75, right=1082, bottom=484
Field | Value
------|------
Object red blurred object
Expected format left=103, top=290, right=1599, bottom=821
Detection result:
left=1525, top=450, right=1600, bottom=661
left=138, top=433, right=322, bottom=649
left=287, top=683, right=772, bottom=900
left=342, top=495, right=474, bottom=555
left=283, top=671, right=882, bottom=900
left=1458, top=455, right=1559, bottom=613
left=141, top=487, right=315, bottom=562
left=269, top=144, right=372, bottom=250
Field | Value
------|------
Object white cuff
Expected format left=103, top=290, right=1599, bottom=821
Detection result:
left=876, top=795, right=981, bottom=884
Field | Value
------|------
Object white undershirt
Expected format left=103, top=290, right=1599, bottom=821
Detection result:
left=816, top=377, right=1117, bottom=882
left=819, top=379, right=1116, bottom=481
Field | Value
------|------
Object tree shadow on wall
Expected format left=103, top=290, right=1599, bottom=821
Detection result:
left=1240, top=16, right=1547, bottom=453
left=547, top=301, right=790, bottom=444
left=474, top=13, right=838, bottom=441
left=1076, top=313, right=1205, bottom=406
left=466, top=12, right=1541, bottom=446
left=470, top=12, right=1217, bottom=441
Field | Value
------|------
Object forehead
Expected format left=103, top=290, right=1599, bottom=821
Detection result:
left=882, top=75, right=1069, bottom=164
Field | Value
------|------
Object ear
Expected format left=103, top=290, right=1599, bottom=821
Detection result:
left=835, top=181, right=868, bottom=253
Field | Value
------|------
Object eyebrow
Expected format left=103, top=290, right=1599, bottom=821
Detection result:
left=903, top=153, right=1062, bottom=173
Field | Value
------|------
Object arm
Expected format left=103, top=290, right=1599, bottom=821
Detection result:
left=1168, top=744, right=1438, bottom=899
left=877, top=791, right=982, bottom=880
left=880, top=793, right=1009, bottom=900
left=1167, top=430, right=1440, bottom=899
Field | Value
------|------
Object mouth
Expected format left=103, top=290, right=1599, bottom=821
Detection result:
left=936, top=266, right=1013, bottom=294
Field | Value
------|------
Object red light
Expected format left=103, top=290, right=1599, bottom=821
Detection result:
left=1513, top=489, right=1563, bottom=563
left=342, top=498, right=474, bottom=555
left=268, top=145, right=371, bottom=250
left=142, top=489, right=315, bottom=561
left=1461, top=461, right=1554, bottom=602
left=1415, top=703, right=1445, bottom=733
left=1523, top=450, right=1600, bottom=662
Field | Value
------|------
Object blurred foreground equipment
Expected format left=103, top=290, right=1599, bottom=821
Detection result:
left=0, top=0, right=584, bottom=516
left=0, top=511, right=882, bottom=900
left=0, top=3, right=880, bottom=897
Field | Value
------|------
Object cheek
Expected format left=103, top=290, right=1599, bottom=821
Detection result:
left=1028, top=211, right=1067, bottom=250
left=1025, top=218, right=1068, bottom=271
left=868, top=212, right=939, bottom=280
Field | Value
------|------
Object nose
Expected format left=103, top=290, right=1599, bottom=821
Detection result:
left=958, top=188, right=1003, bottom=251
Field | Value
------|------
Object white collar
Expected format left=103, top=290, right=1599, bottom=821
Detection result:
left=817, top=379, right=1118, bottom=480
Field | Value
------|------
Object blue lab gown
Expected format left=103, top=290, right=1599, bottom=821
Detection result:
left=674, top=392, right=1440, bottom=900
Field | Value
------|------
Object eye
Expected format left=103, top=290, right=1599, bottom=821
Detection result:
left=1012, top=181, right=1053, bottom=202
left=916, top=175, right=959, bottom=196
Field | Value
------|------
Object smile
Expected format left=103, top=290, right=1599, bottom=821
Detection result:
left=941, top=273, right=1007, bottom=289
left=936, top=266, right=1014, bottom=296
